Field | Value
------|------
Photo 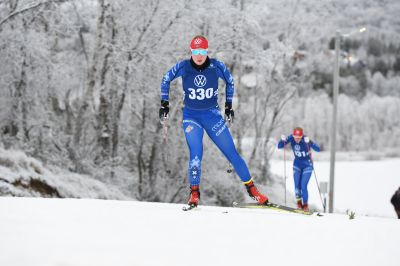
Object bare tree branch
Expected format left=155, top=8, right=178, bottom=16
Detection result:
left=0, top=0, right=66, bottom=29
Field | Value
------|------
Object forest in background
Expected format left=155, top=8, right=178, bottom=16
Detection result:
left=0, top=0, right=399, bottom=205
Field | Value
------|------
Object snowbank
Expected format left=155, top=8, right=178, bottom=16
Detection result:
left=0, top=148, right=128, bottom=200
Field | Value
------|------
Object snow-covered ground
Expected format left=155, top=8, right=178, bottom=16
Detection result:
left=270, top=157, right=400, bottom=218
left=0, top=197, right=398, bottom=266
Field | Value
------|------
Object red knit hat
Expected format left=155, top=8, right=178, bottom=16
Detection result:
left=293, top=128, right=303, bottom=137
left=190, top=36, right=208, bottom=49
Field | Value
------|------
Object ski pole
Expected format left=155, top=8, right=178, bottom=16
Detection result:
left=226, top=115, right=233, bottom=173
left=161, top=115, right=171, bottom=174
left=312, top=165, right=325, bottom=210
left=162, top=117, right=168, bottom=142
left=227, top=163, right=233, bottom=173
left=283, top=140, right=287, bottom=206
left=306, top=142, right=325, bottom=210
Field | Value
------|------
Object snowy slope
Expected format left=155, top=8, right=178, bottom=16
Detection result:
left=0, top=197, right=398, bottom=266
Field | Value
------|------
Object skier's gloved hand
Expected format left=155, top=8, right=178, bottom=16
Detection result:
left=225, top=102, right=234, bottom=124
left=304, top=137, right=310, bottom=143
left=159, top=100, right=169, bottom=123
left=281, top=135, right=286, bottom=141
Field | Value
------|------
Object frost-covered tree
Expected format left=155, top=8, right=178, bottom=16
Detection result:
left=1, top=0, right=400, bottom=204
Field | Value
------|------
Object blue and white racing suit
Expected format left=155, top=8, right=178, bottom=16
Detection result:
left=160, top=57, right=251, bottom=186
left=277, top=135, right=320, bottom=204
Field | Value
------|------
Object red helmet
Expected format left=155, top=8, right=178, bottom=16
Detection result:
left=293, top=128, right=303, bottom=137
left=190, top=36, right=208, bottom=49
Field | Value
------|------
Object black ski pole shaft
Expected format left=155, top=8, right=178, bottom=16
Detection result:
left=306, top=142, right=325, bottom=210
left=226, top=115, right=233, bottom=173
left=313, top=168, right=325, bottom=210
left=162, top=115, right=171, bottom=174
left=283, top=140, right=287, bottom=206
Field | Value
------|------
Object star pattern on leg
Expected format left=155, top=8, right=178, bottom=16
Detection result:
left=190, top=156, right=200, bottom=168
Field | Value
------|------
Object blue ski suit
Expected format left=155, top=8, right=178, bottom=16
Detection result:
left=160, top=57, right=251, bottom=186
left=277, top=135, right=320, bottom=204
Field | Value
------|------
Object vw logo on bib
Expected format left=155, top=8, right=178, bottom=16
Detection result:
left=194, top=75, right=207, bottom=87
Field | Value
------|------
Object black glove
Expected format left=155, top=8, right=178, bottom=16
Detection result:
left=225, top=102, right=234, bottom=124
left=159, top=100, right=169, bottom=122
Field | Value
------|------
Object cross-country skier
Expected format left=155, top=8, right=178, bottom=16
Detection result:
left=159, top=35, right=268, bottom=207
left=277, top=127, right=320, bottom=212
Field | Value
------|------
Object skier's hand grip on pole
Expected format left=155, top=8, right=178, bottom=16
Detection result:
left=159, top=100, right=169, bottom=124
left=224, top=102, right=234, bottom=124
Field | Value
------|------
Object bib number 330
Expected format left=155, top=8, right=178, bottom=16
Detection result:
left=188, top=88, right=213, bottom=100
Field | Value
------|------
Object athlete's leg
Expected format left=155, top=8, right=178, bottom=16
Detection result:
left=300, top=166, right=313, bottom=204
left=182, top=118, right=204, bottom=186
left=202, top=108, right=251, bottom=182
left=293, top=165, right=302, bottom=200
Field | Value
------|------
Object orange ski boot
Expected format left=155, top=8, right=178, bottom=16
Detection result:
left=245, top=180, right=269, bottom=205
left=188, top=185, right=200, bottom=207
left=296, top=198, right=303, bottom=210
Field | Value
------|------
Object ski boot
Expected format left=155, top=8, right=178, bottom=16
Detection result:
left=188, top=185, right=200, bottom=207
left=245, top=180, right=269, bottom=205
left=296, top=198, right=303, bottom=209
left=303, top=203, right=310, bottom=212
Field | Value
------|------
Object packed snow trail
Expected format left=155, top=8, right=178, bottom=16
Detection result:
left=0, top=197, right=398, bottom=266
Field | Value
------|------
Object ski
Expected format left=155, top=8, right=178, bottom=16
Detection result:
left=232, top=202, right=323, bottom=216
